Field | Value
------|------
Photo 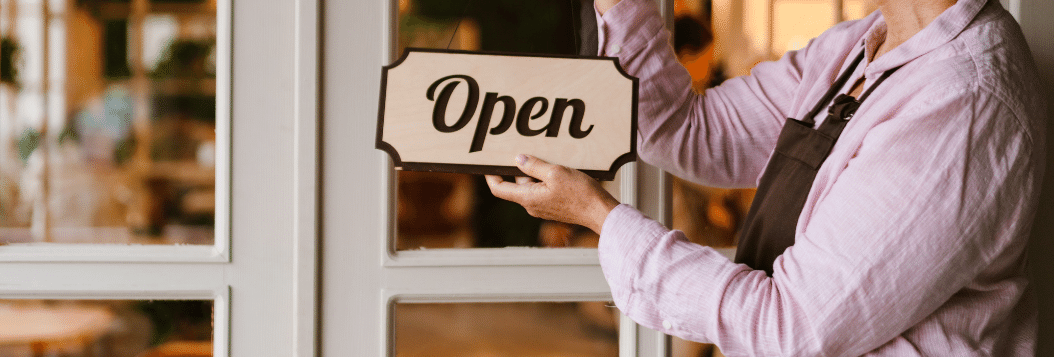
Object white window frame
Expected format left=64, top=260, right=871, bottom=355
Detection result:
left=322, top=0, right=676, bottom=356
left=0, top=0, right=319, bottom=355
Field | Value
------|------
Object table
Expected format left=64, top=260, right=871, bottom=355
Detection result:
left=0, top=302, right=116, bottom=357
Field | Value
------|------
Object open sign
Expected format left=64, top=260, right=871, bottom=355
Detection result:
left=376, top=48, right=637, bottom=180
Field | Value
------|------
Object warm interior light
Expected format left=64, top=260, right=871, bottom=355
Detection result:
left=773, top=0, right=835, bottom=56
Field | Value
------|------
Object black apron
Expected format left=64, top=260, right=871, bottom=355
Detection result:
left=734, top=50, right=899, bottom=276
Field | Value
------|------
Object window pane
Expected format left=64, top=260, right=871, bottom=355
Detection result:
left=842, top=0, right=878, bottom=22
left=672, top=336, right=727, bottom=357
left=672, top=0, right=754, bottom=247
left=394, top=0, right=612, bottom=250
left=0, top=0, right=219, bottom=244
left=772, top=0, right=835, bottom=55
left=0, top=299, right=213, bottom=357
left=395, top=302, right=618, bottom=356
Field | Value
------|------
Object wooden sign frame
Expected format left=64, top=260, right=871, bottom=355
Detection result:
left=376, top=48, right=638, bottom=181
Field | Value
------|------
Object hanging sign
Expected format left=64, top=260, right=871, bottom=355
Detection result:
left=376, top=48, right=638, bottom=180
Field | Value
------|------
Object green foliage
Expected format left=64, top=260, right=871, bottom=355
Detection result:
left=17, top=129, right=41, bottom=164
left=151, top=39, right=216, bottom=78
left=57, top=122, right=80, bottom=145
left=1, top=37, right=22, bottom=88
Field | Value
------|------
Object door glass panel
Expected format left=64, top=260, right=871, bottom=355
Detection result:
left=394, top=0, right=618, bottom=250
left=394, top=301, right=618, bottom=356
left=0, top=0, right=219, bottom=245
left=673, top=337, right=726, bottom=357
left=0, top=299, right=213, bottom=357
left=841, top=0, right=875, bottom=22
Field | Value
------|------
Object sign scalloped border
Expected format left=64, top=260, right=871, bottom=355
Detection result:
left=376, top=47, right=638, bottom=181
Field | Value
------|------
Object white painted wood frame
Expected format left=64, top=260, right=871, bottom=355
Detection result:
left=321, top=0, right=676, bottom=356
left=0, top=0, right=319, bottom=355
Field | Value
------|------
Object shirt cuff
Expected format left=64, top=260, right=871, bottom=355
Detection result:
left=595, top=0, right=666, bottom=57
left=598, top=204, right=671, bottom=304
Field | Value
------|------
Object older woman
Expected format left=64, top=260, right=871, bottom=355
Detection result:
left=487, top=0, right=1046, bottom=355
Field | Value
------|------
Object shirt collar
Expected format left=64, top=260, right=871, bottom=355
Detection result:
left=862, top=0, right=989, bottom=78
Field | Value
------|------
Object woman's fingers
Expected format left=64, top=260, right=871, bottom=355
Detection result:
left=485, top=175, right=530, bottom=204
left=516, top=155, right=558, bottom=181
left=486, top=156, right=619, bottom=232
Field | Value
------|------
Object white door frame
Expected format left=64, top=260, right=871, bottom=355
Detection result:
left=0, top=0, right=318, bottom=355
left=319, top=0, right=675, bottom=356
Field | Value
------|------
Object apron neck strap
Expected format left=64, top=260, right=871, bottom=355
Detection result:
left=804, top=50, right=866, bottom=124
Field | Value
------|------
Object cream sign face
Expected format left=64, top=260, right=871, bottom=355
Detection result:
left=376, top=48, right=638, bottom=180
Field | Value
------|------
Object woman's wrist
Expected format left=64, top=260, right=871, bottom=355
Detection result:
left=590, top=194, right=620, bottom=234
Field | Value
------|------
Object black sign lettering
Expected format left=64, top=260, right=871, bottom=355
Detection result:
left=425, top=75, right=594, bottom=153
left=470, top=93, right=516, bottom=152
left=516, top=97, right=551, bottom=137
left=552, top=98, right=590, bottom=138
left=562, top=99, right=593, bottom=138
left=427, top=74, right=479, bottom=133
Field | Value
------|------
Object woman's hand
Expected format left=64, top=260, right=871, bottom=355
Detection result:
left=595, top=0, right=621, bottom=15
left=485, top=155, right=620, bottom=234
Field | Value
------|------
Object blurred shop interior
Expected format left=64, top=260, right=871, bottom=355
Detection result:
left=0, top=0, right=875, bottom=355
left=0, top=0, right=217, bottom=246
left=1, top=0, right=216, bottom=356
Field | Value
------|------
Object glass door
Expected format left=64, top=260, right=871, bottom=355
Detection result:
left=321, top=0, right=672, bottom=356
left=0, top=0, right=315, bottom=355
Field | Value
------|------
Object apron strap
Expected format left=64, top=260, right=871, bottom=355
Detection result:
left=802, top=50, right=866, bottom=126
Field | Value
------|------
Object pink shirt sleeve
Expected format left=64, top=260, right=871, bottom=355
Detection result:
left=598, top=0, right=809, bottom=188
left=600, top=91, right=1036, bottom=355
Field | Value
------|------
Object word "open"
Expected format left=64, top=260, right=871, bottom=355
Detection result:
left=426, top=75, right=594, bottom=153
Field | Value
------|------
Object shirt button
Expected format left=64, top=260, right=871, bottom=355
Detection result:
left=662, top=320, right=673, bottom=330
left=610, top=44, right=621, bottom=55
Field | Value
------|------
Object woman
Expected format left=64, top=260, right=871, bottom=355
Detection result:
left=486, top=0, right=1046, bottom=355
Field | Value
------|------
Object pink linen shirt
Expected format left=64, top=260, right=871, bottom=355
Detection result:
left=595, top=0, right=1046, bottom=355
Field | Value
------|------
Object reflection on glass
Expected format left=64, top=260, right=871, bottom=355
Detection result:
left=0, top=299, right=213, bottom=357
left=395, top=0, right=607, bottom=250
left=395, top=302, right=618, bottom=357
left=0, top=0, right=218, bottom=244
